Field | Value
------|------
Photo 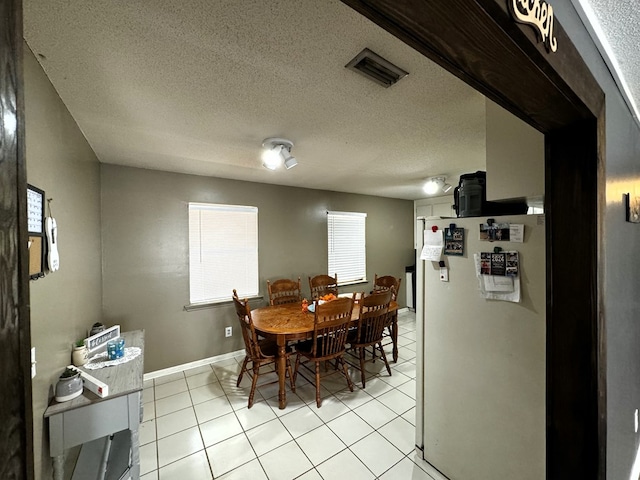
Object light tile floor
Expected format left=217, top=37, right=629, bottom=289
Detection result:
left=139, top=311, right=438, bottom=480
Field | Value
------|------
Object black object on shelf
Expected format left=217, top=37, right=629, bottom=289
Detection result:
left=453, top=171, right=528, bottom=218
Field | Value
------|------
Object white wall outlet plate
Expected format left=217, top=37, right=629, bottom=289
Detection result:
left=225, top=326, right=232, bottom=337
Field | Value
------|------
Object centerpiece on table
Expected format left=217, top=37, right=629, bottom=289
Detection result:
left=303, top=293, right=337, bottom=313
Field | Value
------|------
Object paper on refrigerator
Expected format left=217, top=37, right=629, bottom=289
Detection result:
left=474, top=253, right=521, bottom=302
left=420, top=229, right=444, bottom=261
left=509, top=224, right=525, bottom=243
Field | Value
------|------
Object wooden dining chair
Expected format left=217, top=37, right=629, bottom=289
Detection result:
left=293, top=295, right=355, bottom=407
left=232, top=290, right=295, bottom=408
left=347, top=290, right=392, bottom=388
left=267, top=277, right=302, bottom=306
left=373, top=274, right=402, bottom=357
left=373, top=274, right=401, bottom=301
left=308, top=274, right=338, bottom=300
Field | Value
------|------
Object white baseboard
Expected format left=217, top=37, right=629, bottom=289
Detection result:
left=143, top=349, right=245, bottom=381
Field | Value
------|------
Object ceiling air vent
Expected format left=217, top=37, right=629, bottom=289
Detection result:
left=345, top=48, right=408, bottom=87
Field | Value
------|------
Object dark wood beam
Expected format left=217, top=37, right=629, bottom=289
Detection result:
left=545, top=119, right=600, bottom=478
left=0, top=0, right=34, bottom=478
left=340, top=0, right=603, bottom=133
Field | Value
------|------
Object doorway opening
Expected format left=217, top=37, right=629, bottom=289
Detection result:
left=341, top=1, right=604, bottom=478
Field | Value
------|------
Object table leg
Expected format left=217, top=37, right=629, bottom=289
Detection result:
left=277, top=337, right=287, bottom=409
left=128, top=392, right=141, bottom=479
left=53, top=455, right=64, bottom=480
left=392, top=312, right=399, bottom=363
left=130, top=428, right=140, bottom=479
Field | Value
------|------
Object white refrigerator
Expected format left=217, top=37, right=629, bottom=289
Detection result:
left=415, top=214, right=546, bottom=480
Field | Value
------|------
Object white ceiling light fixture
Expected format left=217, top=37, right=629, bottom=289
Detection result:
left=281, top=148, right=298, bottom=170
left=261, top=137, right=297, bottom=170
left=423, top=176, right=452, bottom=195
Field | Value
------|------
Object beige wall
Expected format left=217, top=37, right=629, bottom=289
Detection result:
left=485, top=99, right=544, bottom=202
left=24, top=47, right=103, bottom=479
left=101, top=164, right=414, bottom=372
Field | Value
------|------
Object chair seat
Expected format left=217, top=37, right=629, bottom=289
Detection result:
left=347, top=326, right=376, bottom=346
left=296, top=338, right=313, bottom=354
left=257, top=338, right=291, bottom=358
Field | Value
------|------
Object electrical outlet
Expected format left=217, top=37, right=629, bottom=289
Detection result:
left=225, top=326, right=232, bottom=337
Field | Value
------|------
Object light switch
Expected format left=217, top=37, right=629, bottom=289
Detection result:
left=31, top=347, right=36, bottom=378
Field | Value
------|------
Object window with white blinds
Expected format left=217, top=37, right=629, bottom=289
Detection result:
left=327, top=211, right=367, bottom=284
left=188, top=203, right=259, bottom=304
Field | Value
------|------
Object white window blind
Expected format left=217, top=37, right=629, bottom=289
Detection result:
left=189, top=203, right=259, bottom=304
left=327, top=211, right=367, bottom=284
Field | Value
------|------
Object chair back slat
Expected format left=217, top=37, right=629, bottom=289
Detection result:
left=309, top=274, right=339, bottom=300
left=373, top=274, right=402, bottom=301
left=312, top=296, right=353, bottom=358
left=267, top=277, right=302, bottom=306
left=354, top=290, right=392, bottom=346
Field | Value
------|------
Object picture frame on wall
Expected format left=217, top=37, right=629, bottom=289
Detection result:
left=624, top=193, right=640, bottom=223
left=27, top=184, right=45, bottom=279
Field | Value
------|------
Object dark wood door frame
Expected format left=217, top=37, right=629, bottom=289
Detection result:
left=0, top=0, right=35, bottom=479
left=341, top=0, right=605, bottom=478
left=0, top=0, right=603, bottom=477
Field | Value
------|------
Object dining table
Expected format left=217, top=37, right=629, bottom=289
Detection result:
left=251, top=297, right=398, bottom=409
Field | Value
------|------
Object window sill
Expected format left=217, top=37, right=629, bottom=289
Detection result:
left=338, top=279, right=368, bottom=287
left=184, top=295, right=264, bottom=312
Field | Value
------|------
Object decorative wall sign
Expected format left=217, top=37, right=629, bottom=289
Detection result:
left=508, top=0, right=558, bottom=53
left=86, top=325, right=121, bottom=353
left=27, top=184, right=44, bottom=233
left=624, top=193, right=640, bottom=223
left=27, top=184, right=45, bottom=280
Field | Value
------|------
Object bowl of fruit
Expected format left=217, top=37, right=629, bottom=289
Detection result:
left=306, top=294, right=337, bottom=312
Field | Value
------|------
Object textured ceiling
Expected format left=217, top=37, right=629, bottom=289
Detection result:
left=577, top=0, right=640, bottom=120
left=24, top=1, right=634, bottom=201
left=23, top=0, right=487, bottom=200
